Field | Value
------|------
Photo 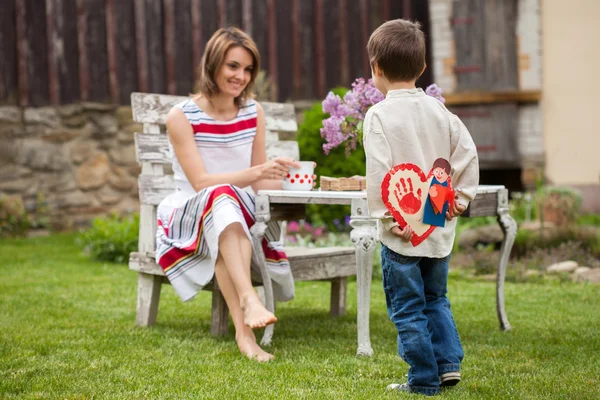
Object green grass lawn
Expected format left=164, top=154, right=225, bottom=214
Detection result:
left=1, top=234, right=599, bottom=399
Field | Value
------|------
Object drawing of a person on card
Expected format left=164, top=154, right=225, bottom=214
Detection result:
left=423, top=158, right=454, bottom=227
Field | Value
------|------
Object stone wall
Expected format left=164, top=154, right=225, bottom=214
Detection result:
left=0, top=103, right=142, bottom=230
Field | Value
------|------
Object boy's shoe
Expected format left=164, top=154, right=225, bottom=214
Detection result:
left=387, top=383, right=439, bottom=396
left=439, top=371, right=461, bottom=386
left=387, top=383, right=410, bottom=393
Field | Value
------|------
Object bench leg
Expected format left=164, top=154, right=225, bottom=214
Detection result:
left=496, top=189, right=516, bottom=331
left=330, top=277, right=348, bottom=317
left=136, top=272, right=162, bottom=326
left=210, top=289, right=230, bottom=336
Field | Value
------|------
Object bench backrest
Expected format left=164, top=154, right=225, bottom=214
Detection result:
left=131, top=92, right=300, bottom=254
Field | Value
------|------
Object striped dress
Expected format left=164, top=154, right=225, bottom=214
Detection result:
left=155, top=98, right=295, bottom=302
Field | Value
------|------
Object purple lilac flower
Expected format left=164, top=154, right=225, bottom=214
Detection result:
left=425, top=83, right=446, bottom=103
left=322, top=92, right=342, bottom=114
left=320, top=77, right=440, bottom=155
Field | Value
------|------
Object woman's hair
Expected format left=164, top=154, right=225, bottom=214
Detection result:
left=194, top=27, right=260, bottom=107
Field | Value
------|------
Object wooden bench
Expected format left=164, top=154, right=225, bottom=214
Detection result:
left=128, top=92, right=356, bottom=341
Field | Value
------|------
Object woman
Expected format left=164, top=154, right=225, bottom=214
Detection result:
left=155, top=27, right=298, bottom=362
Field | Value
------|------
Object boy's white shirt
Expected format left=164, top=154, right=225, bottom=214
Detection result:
left=363, top=88, right=479, bottom=258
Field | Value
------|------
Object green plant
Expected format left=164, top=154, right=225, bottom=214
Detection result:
left=297, top=87, right=366, bottom=230
left=77, top=213, right=139, bottom=263
left=29, top=192, right=51, bottom=230
left=538, top=186, right=582, bottom=227
left=0, top=194, right=30, bottom=237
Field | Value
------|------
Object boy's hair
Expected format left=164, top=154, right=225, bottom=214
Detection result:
left=432, top=158, right=451, bottom=174
left=194, top=27, right=260, bottom=107
left=367, top=19, right=426, bottom=82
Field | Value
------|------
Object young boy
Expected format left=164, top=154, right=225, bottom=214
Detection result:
left=363, top=19, right=479, bottom=396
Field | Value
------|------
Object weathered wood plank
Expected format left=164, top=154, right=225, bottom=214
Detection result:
left=134, top=0, right=149, bottom=93
left=173, top=0, right=194, bottom=95
left=46, top=0, right=60, bottom=104
left=445, top=90, right=541, bottom=106
left=26, top=0, right=50, bottom=106
left=191, top=0, right=202, bottom=69
left=105, top=0, right=120, bottom=103
left=0, top=0, right=17, bottom=103
left=163, top=0, right=177, bottom=95
left=314, top=0, right=325, bottom=97
left=76, top=0, right=89, bottom=101
left=131, top=93, right=298, bottom=132
left=201, top=0, right=219, bottom=53
left=449, top=103, right=519, bottom=168
left=282, top=247, right=356, bottom=281
left=225, top=0, right=242, bottom=28
left=85, top=0, right=110, bottom=102
left=452, top=0, right=486, bottom=90
left=275, top=0, right=293, bottom=101
left=251, top=0, right=268, bottom=67
left=130, top=247, right=356, bottom=282
left=267, top=0, right=278, bottom=101
left=346, top=1, right=363, bottom=84
left=462, top=192, right=498, bottom=218
left=144, top=0, right=165, bottom=94
left=298, top=0, right=314, bottom=99
left=338, top=0, right=349, bottom=86
left=323, top=0, right=341, bottom=90
left=483, top=0, right=518, bottom=90
left=114, top=0, right=137, bottom=104
left=56, top=0, right=80, bottom=104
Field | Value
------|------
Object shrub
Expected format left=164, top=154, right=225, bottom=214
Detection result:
left=77, top=213, right=139, bottom=264
left=297, top=87, right=367, bottom=230
left=0, top=195, right=30, bottom=237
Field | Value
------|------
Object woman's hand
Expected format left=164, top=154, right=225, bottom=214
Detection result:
left=258, top=157, right=300, bottom=181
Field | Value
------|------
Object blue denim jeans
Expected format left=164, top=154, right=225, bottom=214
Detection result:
left=381, top=244, right=464, bottom=396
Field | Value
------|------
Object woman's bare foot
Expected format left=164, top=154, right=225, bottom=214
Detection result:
left=241, top=295, right=277, bottom=328
left=236, top=330, right=274, bottom=362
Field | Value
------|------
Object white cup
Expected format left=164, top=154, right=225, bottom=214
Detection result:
left=282, top=161, right=315, bottom=191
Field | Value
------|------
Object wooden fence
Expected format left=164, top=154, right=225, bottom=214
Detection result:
left=0, top=0, right=432, bottom=106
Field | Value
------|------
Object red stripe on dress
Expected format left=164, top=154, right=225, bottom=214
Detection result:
left=158, top=185, right=288, bottom=272
left=192, top=117, right=257, bottom=135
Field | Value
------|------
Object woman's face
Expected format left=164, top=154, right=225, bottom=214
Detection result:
left=215, top=46, right=254, bottom=98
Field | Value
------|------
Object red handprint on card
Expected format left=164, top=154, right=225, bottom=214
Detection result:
left=394, top=177, right=422, bottom=214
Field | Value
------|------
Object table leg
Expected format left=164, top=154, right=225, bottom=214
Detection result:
left=350, top=198, right=377, bottom=356
left=496, top=189, right=516, bottom=331
left=250, top=195, right=276, bottom=346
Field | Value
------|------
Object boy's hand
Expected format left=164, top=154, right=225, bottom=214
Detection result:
left=391, top=225, right=413, bottom=242
left=445, top=200, right=467, bottom=221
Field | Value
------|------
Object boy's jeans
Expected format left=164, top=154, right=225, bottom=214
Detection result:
left=381, top=244, right=464, bottom=396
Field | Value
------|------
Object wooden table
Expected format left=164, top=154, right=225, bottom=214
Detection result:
left=254, top=185, right=517, bottom=356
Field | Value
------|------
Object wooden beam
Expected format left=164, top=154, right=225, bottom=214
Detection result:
left=291, top=0, right=301, bottom=97
left=267, top=0, right=278, bottom=100
left=360, top=0, right=369, bottom=78
left=191, top=0, right=202, bottom=72
left=76, top=0, right=89, bottom=101
left=338, top=0, right=348, bottom=86
left=163, top=0, right=176, bottom=95
left=242, top=0, right=252, bottom=34
left=46, top=0, right=60, bottom=104
left=444, top=90, right=541, bottom=106
left=314, top=0, right=325, bottom=97
left=134, top=0, right=149, bottom=93
left=16, top=0, right=29, bottom=106
left=105, top=0, right=120, bottom=103
left=217, top=0, right=226, bottom=28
